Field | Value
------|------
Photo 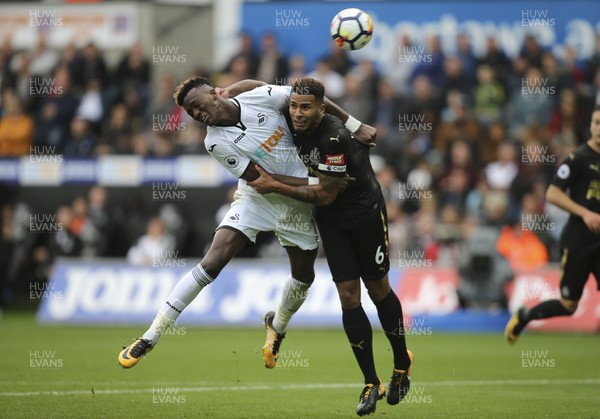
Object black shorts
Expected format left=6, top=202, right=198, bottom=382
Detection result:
left=317, top=209, right=390, bottom=282
left=558, top=244, right=600, bottom=301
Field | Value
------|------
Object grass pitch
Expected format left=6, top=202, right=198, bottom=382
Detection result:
left=0, top=312, right=598, bottom=418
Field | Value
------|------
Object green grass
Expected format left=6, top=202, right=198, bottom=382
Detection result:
left=0, top=313, right=599, bottom=418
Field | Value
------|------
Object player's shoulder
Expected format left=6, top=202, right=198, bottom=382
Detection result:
left=239, top=84, right=291, bottom=100
left=318, top=114, right=352, bottom=143
left=567, top=143, right=592, bottom=162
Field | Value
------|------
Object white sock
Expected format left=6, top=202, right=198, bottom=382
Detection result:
left=272, top=276, right=311, bottom=334
left=142, top=264, right=214, bottom=345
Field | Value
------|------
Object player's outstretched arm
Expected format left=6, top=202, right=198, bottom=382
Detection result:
left=218, top=80, right=267, bottom=98
left=546, top=184, right=600, bottom=233
left=324, top=97, right=377, bottom=147
left=248, top=165, right=351, bottom=206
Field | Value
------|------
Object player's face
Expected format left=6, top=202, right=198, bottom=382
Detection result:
left=182, top=86, right=219, bottom=126
left=591, top=110, right=600, bottom=145
left=289, top=93, right=325, bottom=133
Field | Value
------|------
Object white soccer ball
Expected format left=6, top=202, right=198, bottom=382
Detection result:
left=330, top=8, right=373, bottom=51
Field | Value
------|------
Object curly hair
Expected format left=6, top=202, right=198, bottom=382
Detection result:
left=173, top=76, right=213, bottom=107
left=291, top=77, right=325, bottom=103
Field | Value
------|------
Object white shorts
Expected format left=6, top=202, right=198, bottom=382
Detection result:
left=217, top=183, right=319, bottom=251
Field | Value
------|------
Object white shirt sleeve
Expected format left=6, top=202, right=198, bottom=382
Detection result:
left=205, top=136, right=252, bottom=179
left=252, top=85, right=291, bottom=111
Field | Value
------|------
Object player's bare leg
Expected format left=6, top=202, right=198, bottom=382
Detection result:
left=119, top=229, right=247, bottom=368
left=263, top=246, right=317, bottom=368
left=505, top=298, right=578, bottom=345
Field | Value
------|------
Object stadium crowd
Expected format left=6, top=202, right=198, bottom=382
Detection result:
left=1, top=31, right=600, bottom=308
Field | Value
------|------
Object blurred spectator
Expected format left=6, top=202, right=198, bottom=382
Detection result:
left=519, top=34, right=545, bottom=68
left=48, top=206, right=83, bottom=261
left=256, top=33, right=288, bottom=84
left=585, top=33, right=600, bottom=84
left=33, top=65, right=78, bottom=150
left=478, top=36, right=511, bottom=87
left=127, top=217, right=175, bottom=266
left=457, top=191, right=513, bottom=308
left=497, top=221, right=549, bottom=271
left=307, top=58, right=345, bottom=100
left=101, top=103, right=133, bottom=154
left=114, top=42, right=150, bottom=92
left=340, top=74, right=372, bottom=125
left=485, top=142, right=519, bottom=191
left=86, top=186, right=111, bottom=257
left=81, top=42, right=109, bottom=89
left=76, top=78, right=104, bottom=130
left=411, top=35, right=445, bottom=89
left=373, top=79, right=403, bottom=170
left=325, top=40, right=352, bottom=76
left=472, top=64, right=505, bottom=124
left=541, top=52, right=574, bottom=100
left=286, top=54, right=306, bottom=81
left=224, top=32, right=259, bottom=78
left=0, top=89, right=33, bottom=156
left=64, top=117, right=97, bottom=156
left=441, top=56, right=473, bottom=101
left=507, top=67, right=554, bottom=139
left=548, top=88, right=585, bottom=143
left=456, top=33, right=477, bottom=79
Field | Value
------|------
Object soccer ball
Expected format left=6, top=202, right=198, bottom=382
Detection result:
left=330, top=8, right=373, bottom=51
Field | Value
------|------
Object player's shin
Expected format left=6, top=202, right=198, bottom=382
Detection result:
left=375, top=290, right=411, bottom=370
left=272, top=276, right=311, bottom=333
left=142, top=264, right=215, bottom=345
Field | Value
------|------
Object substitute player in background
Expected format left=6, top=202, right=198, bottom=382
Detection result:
left=505, top=106, right=600, bottom=343
left=247, top=78, right=412, bottom=416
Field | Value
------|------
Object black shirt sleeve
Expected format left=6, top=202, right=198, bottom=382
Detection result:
left=551, top=151, right=580, bottom=191
left=317, top=126, right=351, bottom=178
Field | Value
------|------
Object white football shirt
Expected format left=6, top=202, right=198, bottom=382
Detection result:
left=205, top=85, right=306, bottom=196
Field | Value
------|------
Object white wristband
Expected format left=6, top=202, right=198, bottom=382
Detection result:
left=344, top=115, right=362, bottom=133
left=308, top=177, right=320, bottom=185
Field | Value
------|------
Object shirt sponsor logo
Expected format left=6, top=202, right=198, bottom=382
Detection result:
left=325, top=154, right=344, bottom=165
left=255, top=125, right=285, bottom=159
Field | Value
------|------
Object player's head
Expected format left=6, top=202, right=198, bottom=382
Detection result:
left=289, top=77, right=325, bottom=134
left=173, top=76, right=220, bottom=126
left=591, top=105, right=600, bottom=145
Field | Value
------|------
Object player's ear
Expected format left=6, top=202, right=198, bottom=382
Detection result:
left=319, top=103, right=326, bottom=116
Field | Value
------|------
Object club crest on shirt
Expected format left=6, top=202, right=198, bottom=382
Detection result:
left=257, top=112, right=268, bottom=126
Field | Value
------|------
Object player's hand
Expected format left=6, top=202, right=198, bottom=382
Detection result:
left=339, top=174, right=356, bottom=193
left=582, top=210, right=600, bottom=233
left=215, top=87, right=229, bottom=99
left=353, top=123, right=377, bottom=147
left=248, top=165, right=277, bottom=194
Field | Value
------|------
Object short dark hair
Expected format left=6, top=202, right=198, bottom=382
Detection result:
left=173, top=76, right=213, bottom=106
left=291, top=77, right=325, bottom=103
left=594, top=105, right=600, bottom=113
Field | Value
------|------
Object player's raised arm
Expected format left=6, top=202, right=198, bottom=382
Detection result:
left=323, top=97, right=377, bottom=146
left=219, top=79, right=266, bottom=98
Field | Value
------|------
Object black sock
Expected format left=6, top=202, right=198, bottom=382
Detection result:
left=525, top=300, right=572, bottom=324
left=375, top=290, right=411, bottom=371
left=342, top=304, right=379, bottom=385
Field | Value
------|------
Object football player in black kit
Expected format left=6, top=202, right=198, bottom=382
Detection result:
left=246, top=78, right=413, bottom=417
left=505, top=106, right=600, bottom=344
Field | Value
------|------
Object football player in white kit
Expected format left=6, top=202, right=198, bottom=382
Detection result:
left=118, top=76, right=369, bottom=370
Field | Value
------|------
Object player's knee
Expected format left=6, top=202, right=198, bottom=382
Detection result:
left=560, top=299, right=578, bottom=313
left=337, top=286, right=360, bottom=309
left=364, top=278, right=390, bottom=302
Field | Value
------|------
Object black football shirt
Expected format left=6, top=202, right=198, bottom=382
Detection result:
left=287, top=113, right=384, bottom=218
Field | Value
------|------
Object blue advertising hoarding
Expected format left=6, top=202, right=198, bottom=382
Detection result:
left=242, top=1, right=600, bottom=72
